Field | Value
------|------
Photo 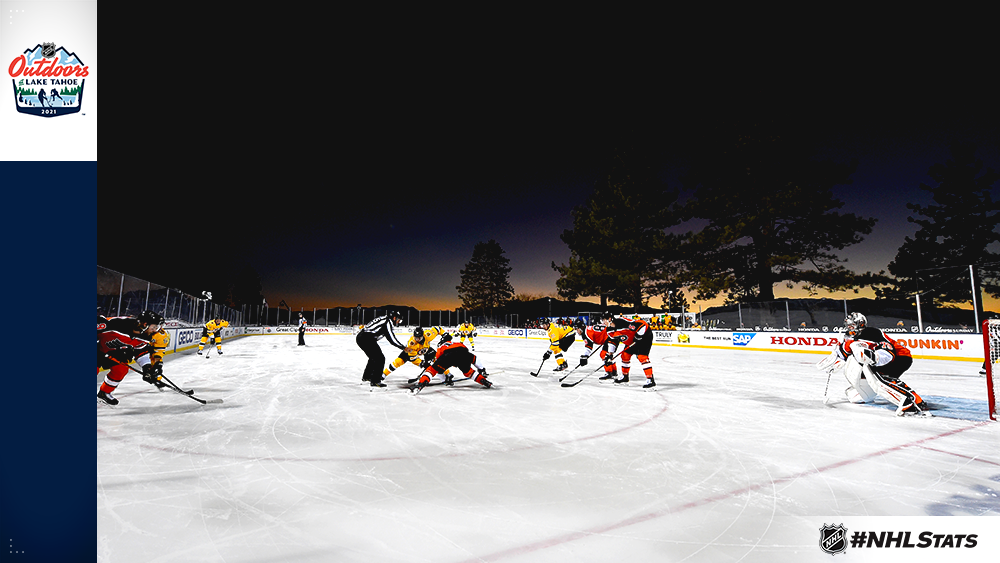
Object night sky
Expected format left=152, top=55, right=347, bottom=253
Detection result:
left=97, top=108, right=999, bottom=313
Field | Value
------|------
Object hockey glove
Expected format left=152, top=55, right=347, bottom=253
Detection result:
left=542, top=351, right=552, bottom=360
left=106, top=341, right=135, bottom=363
left=851, top=343, right=876, bottom=365
left=141, top=363, right=161, bottom=385
left=578, top=356, right=588, bottom=367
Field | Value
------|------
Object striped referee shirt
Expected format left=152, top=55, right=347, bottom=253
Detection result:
left=362, top=315, right=405, bottom=349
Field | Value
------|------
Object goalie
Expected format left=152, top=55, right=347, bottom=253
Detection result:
left=818, top=313, right=928, bottom=416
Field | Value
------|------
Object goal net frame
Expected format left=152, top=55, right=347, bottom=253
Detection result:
left=984, top=319, right=999, bottom=421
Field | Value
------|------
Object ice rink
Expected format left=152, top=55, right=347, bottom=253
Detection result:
left=97, top=332, right=1000, bottom=563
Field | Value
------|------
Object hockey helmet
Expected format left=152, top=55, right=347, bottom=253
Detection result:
left=573, top=317, right=587, bottom=331
left=413, top=327, right=425, bottom=341
left=844, top=312, right=867, bottom=337
left=138, top=310, right=164, bottom=331
left=439, top=332, right=453, bottom=344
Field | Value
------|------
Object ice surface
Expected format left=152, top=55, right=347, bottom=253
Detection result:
left=97, top=334, right=1000, bottom=563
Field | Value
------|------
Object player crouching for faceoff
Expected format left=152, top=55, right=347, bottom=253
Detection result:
left=97, top=310, right=166, bottom=405
left=383, top=325, right=446, bottom=381
left=600, top=312, right=656, bottom=389
left=412, top=333, right=493, bottom=392
left=574, top=318, right=620, bottom=381
left=543, top=319, right=576, bottom=371
left=818, top=312, right=928, bottom=416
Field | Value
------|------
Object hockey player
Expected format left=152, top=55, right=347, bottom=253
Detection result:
left=356, top=310, right=406, bottom=387
left=543, top=319, right=576, bottom=372
left=457, top=320, right=476, bottom=350
left=601, top=312, right=656, bottom=389
left=382, top=325, right=446, bottom=381
left=823, top=312, right=927, bottom=416
left=146, top=322, right=170, bottom=390
left=412, top=333, right=493, bottom=392
left=573, top=317, right=620, bottom=382
left=97, top=310, right=165, bottom=405
left=198, top=316, right=227, bottom=356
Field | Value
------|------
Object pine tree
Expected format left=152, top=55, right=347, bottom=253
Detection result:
left=457, top=240, right=514, bottom=320
left=883, top=142, right=1000, bottom=306
left=680, top=119, right=877, bottom=303
left=553, top=144, right=683, bottom=308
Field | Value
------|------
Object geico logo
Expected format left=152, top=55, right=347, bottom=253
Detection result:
left=178, top=330, right=197, bottom=345
left=507, top=329, right=524, bottom=336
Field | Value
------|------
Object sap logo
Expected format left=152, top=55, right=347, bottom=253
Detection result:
left=732, top=333, right=755, bottom=346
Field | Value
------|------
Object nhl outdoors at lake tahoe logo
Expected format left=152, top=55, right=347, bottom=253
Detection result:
left=7, top=42, right=88, bottom=117
left=819, top=523, right=848, bottom=555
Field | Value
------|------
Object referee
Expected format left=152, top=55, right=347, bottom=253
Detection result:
left=356, top=310, right=406, bottom=387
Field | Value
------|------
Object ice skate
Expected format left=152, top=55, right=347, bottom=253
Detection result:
left=96, top=390, right=118, bottom=406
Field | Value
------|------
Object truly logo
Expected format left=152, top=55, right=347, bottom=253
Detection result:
left=8, top=43, right=89, bottom=117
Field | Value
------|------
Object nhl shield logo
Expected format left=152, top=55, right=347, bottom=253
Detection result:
left=819, top=523, right=848, bottom=555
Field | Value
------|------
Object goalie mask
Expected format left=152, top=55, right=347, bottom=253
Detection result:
left=844, top=312, right=867, bottom=337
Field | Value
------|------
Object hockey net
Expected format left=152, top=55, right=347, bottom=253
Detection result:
left=985, top=319, right=999, bottom=421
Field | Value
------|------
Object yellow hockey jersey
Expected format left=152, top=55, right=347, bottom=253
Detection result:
left=150, top=329, right=170, bottom=362
left=547, top=323, right=575, bottom=343
left=403, top=326, right=446, bottom=358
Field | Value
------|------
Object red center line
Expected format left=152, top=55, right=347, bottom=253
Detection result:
left=455, top=421, right=993, bottom=563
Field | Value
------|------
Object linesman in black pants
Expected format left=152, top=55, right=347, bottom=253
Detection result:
left=356, top=310, right=406, bottom=387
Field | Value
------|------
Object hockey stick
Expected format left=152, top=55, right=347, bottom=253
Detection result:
left=557, top=347, right=604, bottom=382
left=157, top=372, right=224, bottom=404
left=408, top=368, right=504, bottom=393
left=561, top=348, right=628, bottom=388
left=530, top=356, right=548, bottom=377
left=819, top=330, right=847, bottom=404
left=107, top=356, right=222, bottom=405
left=822, top=370, right=835, bottom=404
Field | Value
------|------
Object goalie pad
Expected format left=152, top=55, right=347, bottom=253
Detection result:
left=843, top=356, right=877, bottom=403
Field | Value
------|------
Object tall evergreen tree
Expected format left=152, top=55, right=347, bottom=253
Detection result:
left=882, top=142, right=1000, bottom=306
left=553, top=145, right=683, bottom=308
left=680, top=120, right=878, bottom=303
left=457, top=240, right=515, bottom=319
